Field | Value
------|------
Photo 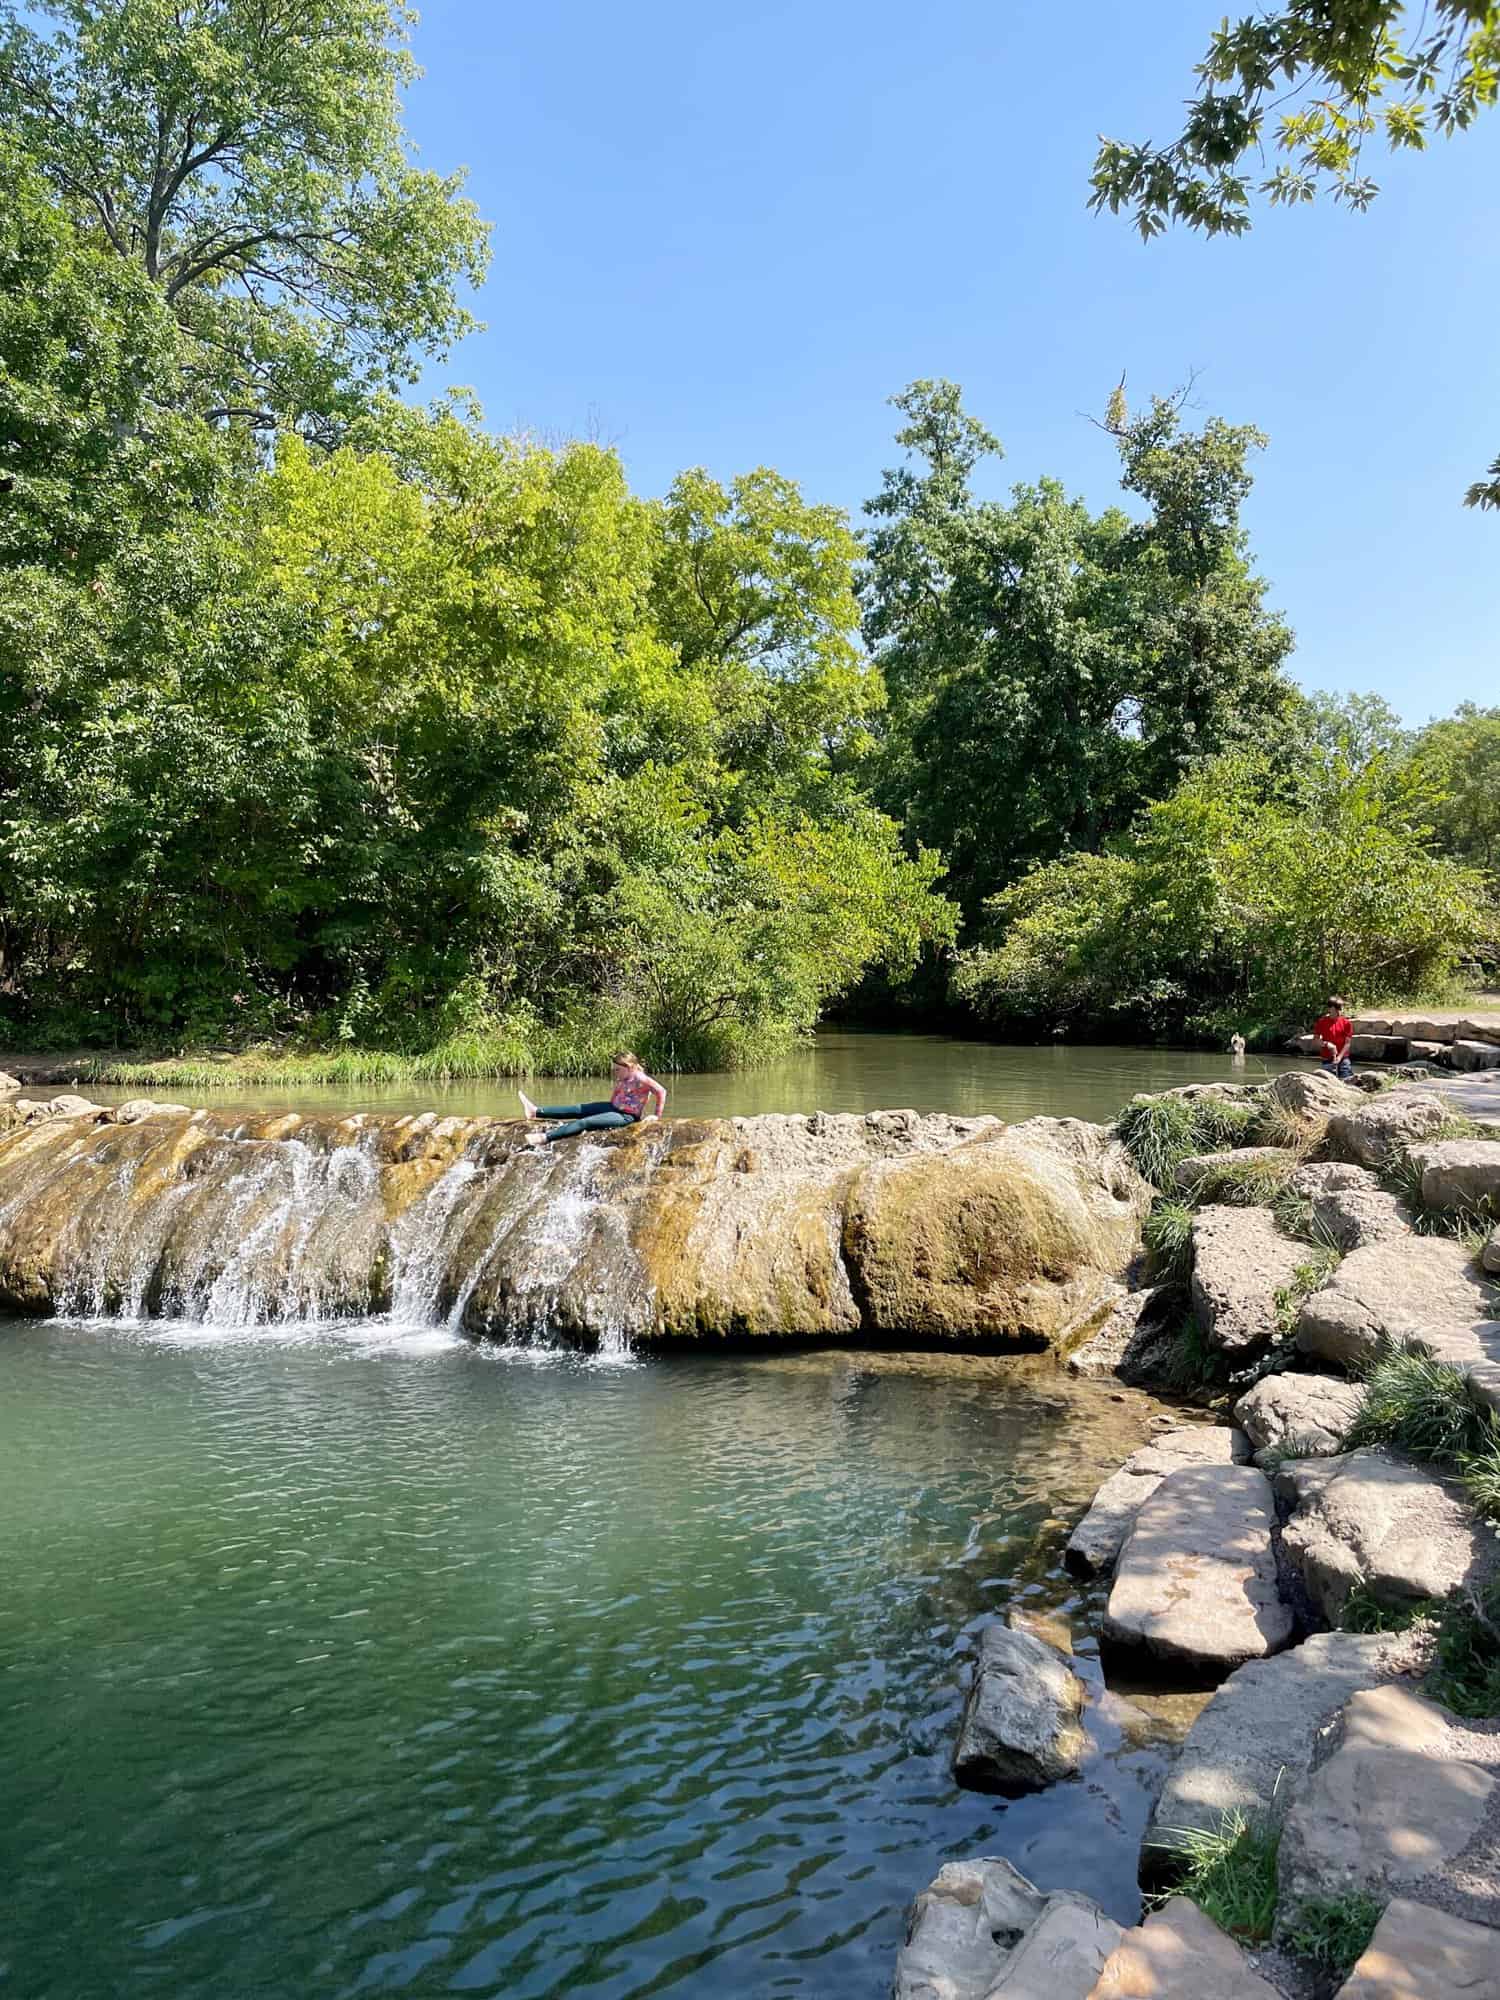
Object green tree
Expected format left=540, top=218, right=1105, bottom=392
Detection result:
left=1412, top=703, right=1500, bottom=877
left=861, top=379, right=1294, bottom=919
left=1292, top=688, right=1412, bottom=768
left=1089, top=3, right=1499, bottom=507
left=0, top=0, right=490, bottom=436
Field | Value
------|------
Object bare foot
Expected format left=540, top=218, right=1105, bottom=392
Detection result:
left=518, top=1090, right=537, bottom=1119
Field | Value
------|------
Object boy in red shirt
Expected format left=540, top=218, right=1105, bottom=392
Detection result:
left=1311, top=995, right=1354, bottom=1081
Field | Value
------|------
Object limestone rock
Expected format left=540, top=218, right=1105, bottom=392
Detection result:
left=1485, top=1225, right=1500, bottom=1276
left=107, top=1097, right=194, bottom=1123
left=1278, top=1686, right=1496, bottom=1918
left=894, top=1858, right=1120, bottom=2000
left=1350, top=1034, right=1408, bottom=1062
left=1086, top=1896, right=1282, bottom=1998
left=1067, top=1284, right=1171, bottom=1378
left=952, top=1622, right=1087, bottom=1794
left=1266, top=1068, right=1363, bottom=1125
left=1407, top=1039, right=1445, bottom=1062
left=1144, top=1630, right=1397, bottom=1866
left=1280, top=1449, right=1487, bottom=1621
left=1102, top=1463, right=1293, bottom=1678
left=1311, top=1185, right=1412, bottom=1250
left=1326, top=1089, right=1453, bottom=1168
left=1190, top=1205, right=1308, bottom=1355
left=987, top=1895, right=1124, bottom=1998
left=1458, top=1013, right=1500, bottom=1045
left=1351, top=1011, right=1461, bottom=1045
left=1296, top=1236, right=1493, bottom=1371
left=1449, top=1038, right=1500, bottom=1072
left=1065, top=1425, right=1251, bottom=1578
left=0, top=1070, right=19, bottom=1093
left=1333, top=1896, right=1500, bottom=2000
left=1288, top=1161, right=1380, bottom=1199
left=1233, top=1373, right=1366, bottom=1461
left=0, top=1105, right=1151, bottom=1348
left=1407, top=1138, right=1500, bottom=1213
left=1174, top=1146, right=1290, bottom=1194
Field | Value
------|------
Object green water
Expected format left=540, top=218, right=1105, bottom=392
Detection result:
left=0, top=1327, right=1180, bottom=2000
left=84, top=1029, right=1300, bottom=1124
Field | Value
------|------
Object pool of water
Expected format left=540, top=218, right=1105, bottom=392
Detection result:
left=0, top=1324, right=1182, bottom=2000
left=75, top=1030, right=1301, bottom=1126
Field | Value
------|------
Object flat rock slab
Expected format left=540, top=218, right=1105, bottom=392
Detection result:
left=1296, top=1236, right=1494, bottom=1371
left=989, top=1895, right=1125, bottom=1998
left=1233, top=1372, right=1366, bottom=1461
left=1065, top=1424, right=1251, bottom=1578
left=1449, top=1039, right=1500, bottom=1072
left=952, top=1621, right=1087, bottom=1793
left=1326, top=1090, right=1455, bottom=1168
left=1085, top=1896, right=1282, bottom=1998
left=1408, top=1138, right=1500, bottom=1213
left=894, top=1858, right=1121, bottom=2000
left=1333, top=1895, right=1500, bottom=2000
left=1103, top=1463, right=1292, bottom=1679
left=1312, top=1184, right=1413, bottom=1250
left=1280, top=1449, right=1488, bottom=1622
left=1144, top=1629, right=1396, bottom=1867
left=1190, top=1205, right=1309, bottom=1355
left=1280, top=1685, right=1497, bottom=1917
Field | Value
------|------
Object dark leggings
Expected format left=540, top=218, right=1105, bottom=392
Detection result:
left=535, top=1101, right=638, bottom=1143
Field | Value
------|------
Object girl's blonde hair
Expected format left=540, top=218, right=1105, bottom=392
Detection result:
left=610, top=1049, right=642, bottom=1070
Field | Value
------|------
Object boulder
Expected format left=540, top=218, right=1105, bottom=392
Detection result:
left=1333, top=1896, right=1500, bottom=2000
left=1067, top=1283, right=1172, bottom=1378
left=1351, top=1012, right=1461, bottom=1045
left=107, top=1097, right=194, bottom=1124
left=893, top=1857, right=1121, bottom=2000
left=1232, top=1373, right=1366, bottom=1461
left=1086, top=1896, right=1282, bottom=1998
left=1267, top=1068, right=1363, bottom=1124
left=1190, top=1205, right=1309, bottom=1355
left=1173, top=1146, right=1292, bottom=1195
left=45, top=1092, right=102, bottom=1119
left=951, top=1621, right=1087, bottom=1793
left=1288, top=1161, right=1380, bottom=1199
left=1278, top=1685, right=1496, bottom=1917
left=1448, top=1038, right=1500, bottom=1072
left=1102, top=1463, right=1293, bottom=1678
left=1486, top=1225, right=1500, bottom=1276
left=1407, top=1039, right=1445, bottom=1063
left=1279, top=1449, right=1488, bottom=1621
left=1065, top=1424, right=1251, bottom=1578
left=1311, top=1184, right=1413, bottom=1250
left=1407, top=1137, right=1500, bottom=1213
left=1296, top=1235, right=1493, bottom=1371
left=1326, top=1089, right=1454, bottom=1168
left=1144, top=1630, right=1397, bottom=1866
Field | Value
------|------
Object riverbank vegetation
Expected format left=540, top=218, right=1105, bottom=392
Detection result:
left=1, top=1, right=1494, bottom=1074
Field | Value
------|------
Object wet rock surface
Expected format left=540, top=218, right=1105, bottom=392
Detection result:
left=893, top=1857, right=1120, bottom=2000
left=1102, top=1463, right=1293, bottom=1678
left=951, top=1621, right=1088, bottom=1793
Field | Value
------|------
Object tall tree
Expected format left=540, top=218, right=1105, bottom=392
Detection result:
left=1088, top=2, right=1499, bottom=507
left=0, top=0, right=490, bottom=437
left=860, top=380, right=1295, bottom=919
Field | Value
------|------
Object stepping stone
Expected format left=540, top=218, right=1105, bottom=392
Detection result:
left=1326, top=1090, right=1453, bottom=1168
left=1296, top=1236, right=1493, bottom=1371
left=1280, top=1448, right=1489, bottom=1622
left=1144, top=1630, right=1396, bottom=1867
left=1233, top=1373, right=1366, bottom=1462
left=1279, top=1686, right=1496, bottom=1915
left=1102, top=1463, right=1292, bottom=1679
left=952, top=1620, right=1087, bottom=1794
left=1065, top=1424, right=1250, bottom=1578
left=1408, top=1137, right=1500, bottom=1212
left=894, top=1857, right=1121, bottom=2000
left=1333, top=1896, right=1500, bottom=1999
left=1449, top=1039, right=1500, bottom=1072
left=1085, top=1895, right=1281, bottom=1997
left=1190, top=1206, right=1308, bottom=1355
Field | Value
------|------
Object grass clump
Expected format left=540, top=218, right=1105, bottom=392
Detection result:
left=1159, top=1313, right=1231, bottom=1392
left=1142, top=1198, right=1195, bottom=1286
left=1273, top=1245, right=1342, bottom=1340
left=1116, top=1093, right=1258, bottom=1188
left=1188, top=1150, right=1300, bottom=1208
left=1282, top=1891, right=1384, bottom=1979
left=1347, top=1349, right=1496, bottom=1462
left=1153, top=1810, right=1280, bottom=1943
left=1461, top=1435, right=1500, bottom=1521
left=1380, top=1146, right=1496, bottom=1245
left=1425, top=1582, right=1500, bottom=1718
left=1338, top=1580, right=1437, bottom=1634
left=1254, top=1098, right=1323, bottom=1152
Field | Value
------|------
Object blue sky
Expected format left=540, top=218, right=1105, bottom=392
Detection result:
left=402, top=0, right=1497, bottom=725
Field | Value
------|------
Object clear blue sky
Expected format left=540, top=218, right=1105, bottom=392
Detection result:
left=401, top=0, right=1498, bottom=725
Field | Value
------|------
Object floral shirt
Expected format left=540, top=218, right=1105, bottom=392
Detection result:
left=610, top=1073, right=655, bottom=1118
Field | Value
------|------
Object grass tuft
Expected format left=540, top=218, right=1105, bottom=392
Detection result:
left=1188, top=1150, right=1301, bottom=1208
left=1460, top=1435, right=1500, bottom=1522
left=1116, top=1093, right=1259, bottom=1188
left=1152, top=1810, right=1280, bottom=1943
left=1425, top=1582, right=1500, bottom=1718
left=1380, top=1146, right=1496, bottom=1244
left=1282, top=1891, right=1385, bottom=1978
left=1347, top=1349, right=1496, bottom=1461
left=1142, top=1199, right=1195, bottom=1286
left=1338, top=1580, right=1438, bottom=1634
left=1159, top=1313, right=1231, bottom=1392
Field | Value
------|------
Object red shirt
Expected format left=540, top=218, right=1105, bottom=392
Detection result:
left=1312, top=1012, right=1352, bottom=1059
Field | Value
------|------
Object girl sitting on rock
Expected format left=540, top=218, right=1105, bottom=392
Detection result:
left=519, top=1051, right=666, bottom=1146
